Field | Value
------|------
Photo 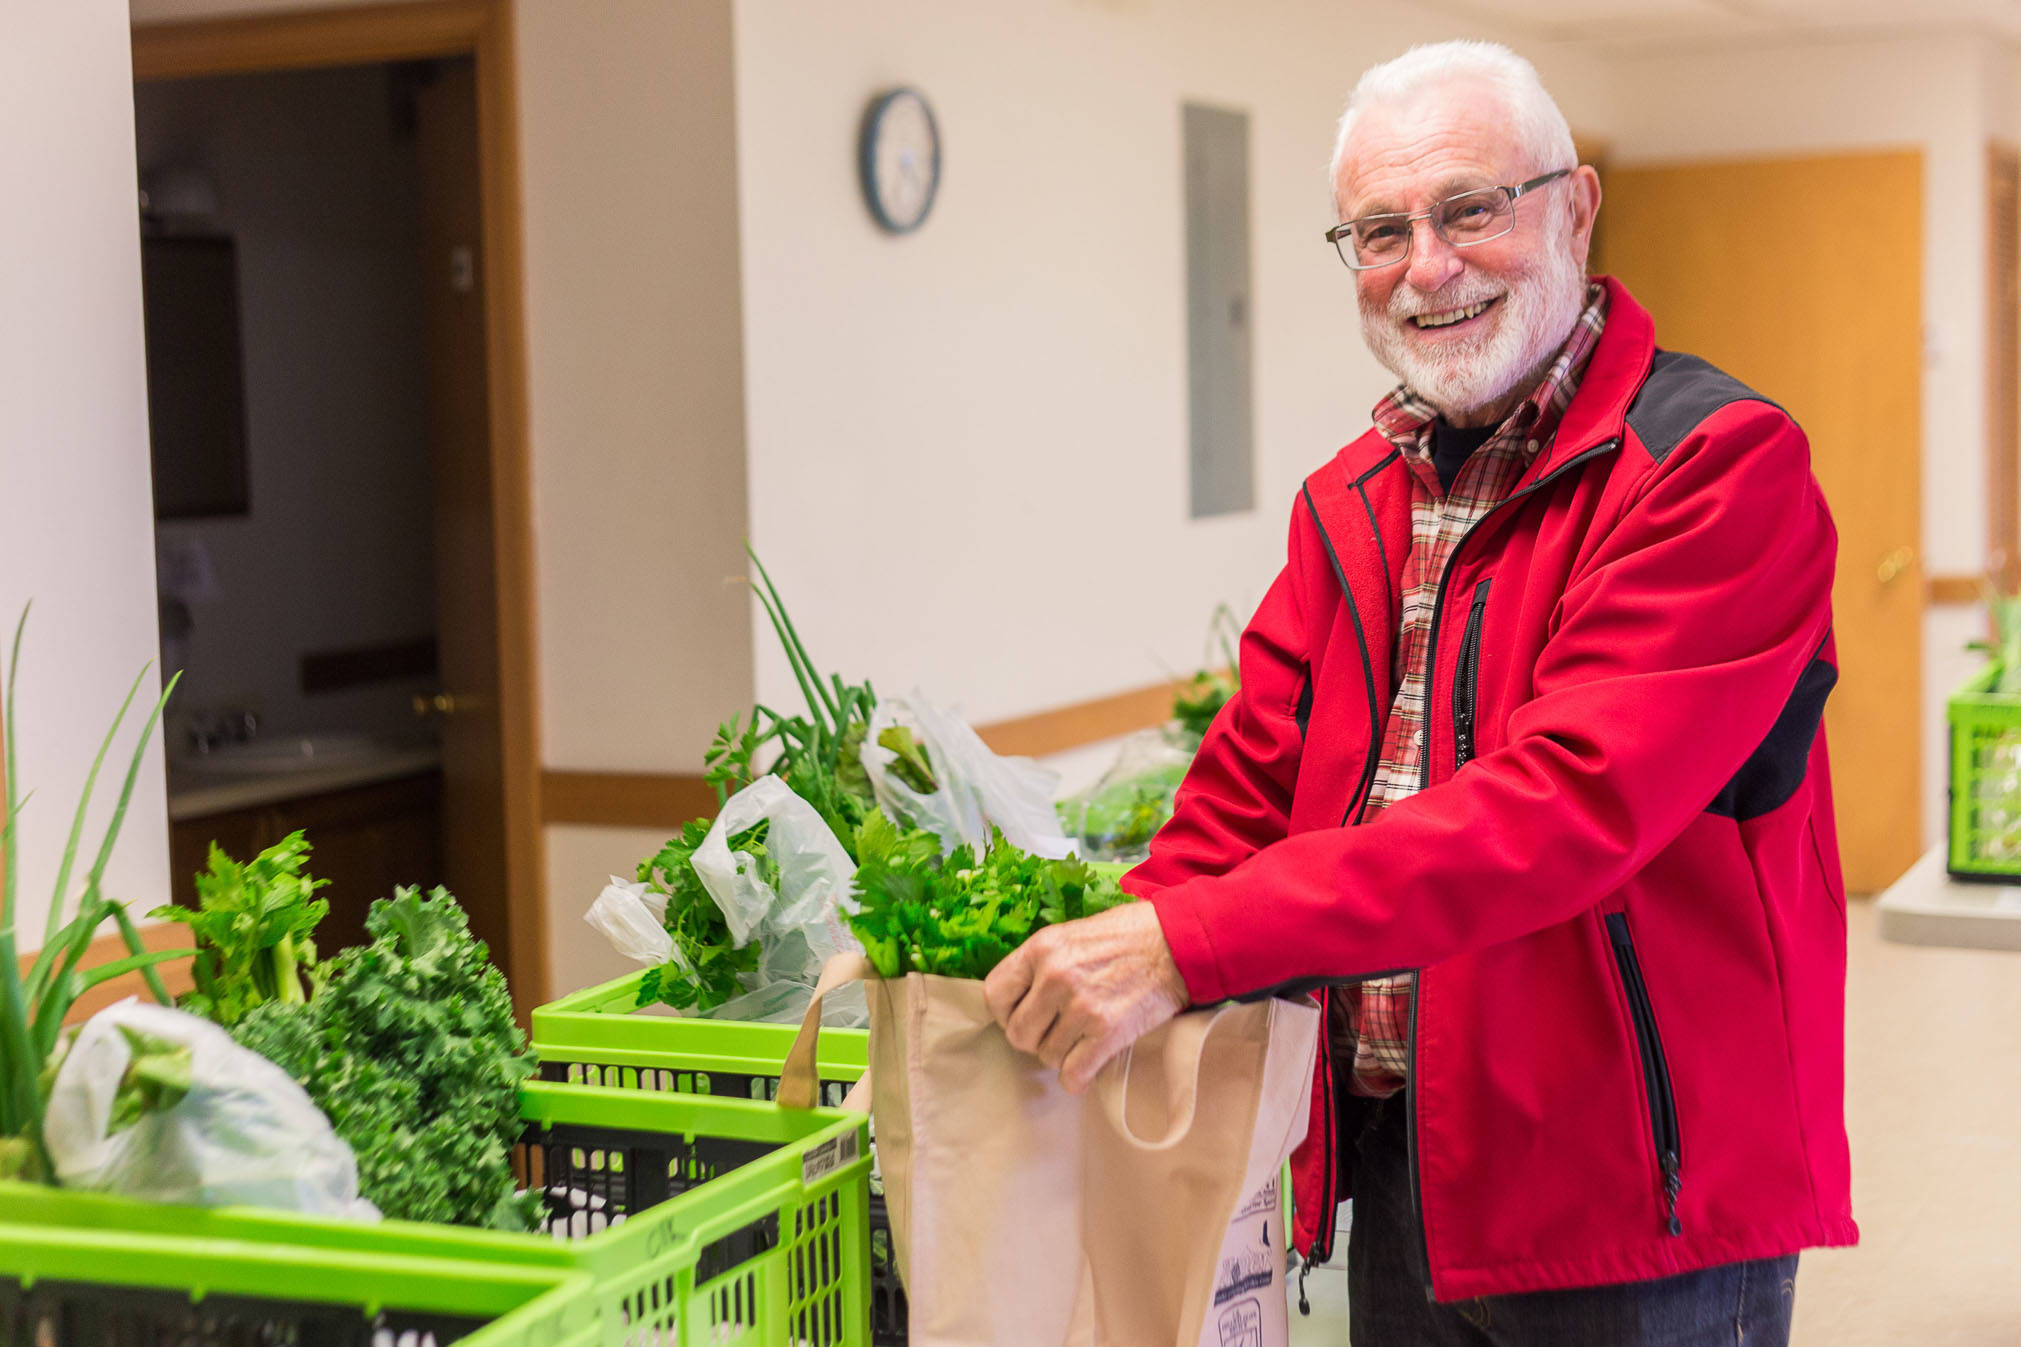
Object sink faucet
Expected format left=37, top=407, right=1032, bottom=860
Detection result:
left=187, top=707, right=260, bottom=755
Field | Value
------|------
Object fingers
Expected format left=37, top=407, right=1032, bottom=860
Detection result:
left=982, top=942, right=1035, bottom=1030
left=1058, top=1028, right=1123, bottom=1095
left=1034, top=1001, right=1089, bottom=1072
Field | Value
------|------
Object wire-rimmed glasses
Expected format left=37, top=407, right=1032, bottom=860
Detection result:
left=1325, top=168, right=1573, bottom=271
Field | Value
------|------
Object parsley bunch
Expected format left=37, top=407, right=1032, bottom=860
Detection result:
left=846, top=814, right=1130, bottom=980
left=633, top=818, right=771, bottom=1012
left=149, top=831, right=327, bottom=1028
left=233, top=886, right=538, bottom=1230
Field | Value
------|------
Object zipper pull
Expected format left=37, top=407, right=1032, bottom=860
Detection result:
left=1661, top=1149, right=1683, bottom=1237
left=1298, top=1260, right=1312, bottom=1316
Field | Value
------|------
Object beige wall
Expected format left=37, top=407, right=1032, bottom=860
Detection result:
left=1, top=0, right=170, bottom=952
left=1604, top=32, right=2006, bottom=862
left=731, top=0, right=1617, bottom=729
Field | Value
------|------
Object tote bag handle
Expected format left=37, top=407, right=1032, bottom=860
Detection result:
left=1092, top=1001, right=1251, bottom=1152
left=778, top=951, right=874, bottom=1110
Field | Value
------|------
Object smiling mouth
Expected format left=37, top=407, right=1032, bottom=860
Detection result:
left=1409, top=296, right=1500, bottom=330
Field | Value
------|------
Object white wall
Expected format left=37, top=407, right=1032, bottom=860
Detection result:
left=136, top=65, right=436, bottom=744
left=1603, top=31, right=2006, bottom=858
left=0, top=0, right=169, bottom=951
left=731, top=0, right=1618, bottom=727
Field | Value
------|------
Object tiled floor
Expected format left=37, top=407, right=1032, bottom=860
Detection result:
left=1286, top=897, right=2021, bottom=1346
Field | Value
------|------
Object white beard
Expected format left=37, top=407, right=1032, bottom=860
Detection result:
left=1359, top=238, right=1587, bottom=421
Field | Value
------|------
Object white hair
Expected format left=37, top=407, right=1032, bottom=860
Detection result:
left=1329, top=41, right=1576, bottom=210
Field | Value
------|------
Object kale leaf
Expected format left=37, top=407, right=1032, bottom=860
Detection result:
left=232, top=886, right=538, bottom=1230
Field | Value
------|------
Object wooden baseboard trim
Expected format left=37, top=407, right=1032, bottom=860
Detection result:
left=1929, top=574, right=1987, bottom=606
left=541, top=679, right=1182, bottom=830
left=542, top=771, right=721, bottom=829
left=973, top=681, right=1177, bottom=758
left=17, top=923, right=197, bottom=1028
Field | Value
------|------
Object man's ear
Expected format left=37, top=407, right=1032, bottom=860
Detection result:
left=1568, top=164, right=1602, bottom=271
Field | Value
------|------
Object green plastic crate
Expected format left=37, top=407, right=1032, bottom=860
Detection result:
left=1948, top=663, right=2021, bottom=880
left=8, top=1080, right=871, bottom=1347
left=530, top=857, right=1133, bottom=1345
left=0, top=1218, right=597, bottom=1346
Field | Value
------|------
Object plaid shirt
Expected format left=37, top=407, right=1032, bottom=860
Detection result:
left=1338, top=282, right=1610, bottom=1099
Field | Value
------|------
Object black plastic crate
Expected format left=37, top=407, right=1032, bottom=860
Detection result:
left=0, top=1274, right=490, bottom=1347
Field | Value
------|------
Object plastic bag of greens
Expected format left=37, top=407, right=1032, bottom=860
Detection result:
left=693, top=776, right=857, bottom=952
left=43, top=999, right=377, bottom=1218
left=1057, top=726, right=1199, bottom=863
left=692, top=776, right=868, bottom=1026
left=584, top=875, right=674, bottom=965
left=862, top=690, right=1075, bottom=860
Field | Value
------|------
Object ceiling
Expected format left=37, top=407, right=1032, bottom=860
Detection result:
left=1417, top=0, right=2021, bottom=50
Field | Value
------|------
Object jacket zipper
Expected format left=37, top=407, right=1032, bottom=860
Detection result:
left=1400, top=438, right=1621, bottom=1289
left=1604, top=912, right=1684, bottom=1236
left=1419, top=439, right=1620, bottom=791
left=1303, top=439, right=1622, bottom=1281
left=1451, top=579, right=1492, bottom=770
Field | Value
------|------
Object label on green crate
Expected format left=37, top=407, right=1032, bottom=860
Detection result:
left=800, top=1130, right=861, bottom=1187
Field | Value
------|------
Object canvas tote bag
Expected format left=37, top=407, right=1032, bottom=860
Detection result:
left=780, top=953, right=1318, bottom=1347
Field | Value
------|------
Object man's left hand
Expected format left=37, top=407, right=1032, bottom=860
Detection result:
left=982, top=900, right=1190, bottom=1094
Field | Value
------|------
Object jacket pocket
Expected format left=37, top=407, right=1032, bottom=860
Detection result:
left=1451, top=579, right=1492, bottom=770
left=1604, top=912, right=1684, bottom=1236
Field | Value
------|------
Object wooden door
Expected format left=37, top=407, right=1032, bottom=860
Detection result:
left=414, top=58, right=512, bottom=965
left=1595, top=151, right=1923, bottom=894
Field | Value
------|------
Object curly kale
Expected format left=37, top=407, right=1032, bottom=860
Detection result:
left=846, top=815, right=1130, bottom=980
left=233, top=886, right=538, bottom=1230
left=633, top=818, right=770, bottom=1013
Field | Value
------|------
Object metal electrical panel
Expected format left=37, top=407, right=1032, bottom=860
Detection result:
left=1184, top=102, right=1255, bottom=519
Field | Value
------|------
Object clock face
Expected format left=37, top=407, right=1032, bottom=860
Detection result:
left=862, top=89, right=941, bottom=234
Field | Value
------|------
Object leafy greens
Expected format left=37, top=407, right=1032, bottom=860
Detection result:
left=148, top=831, right=327, bottom=1028
left=233, top=885, right=538, bottom=1230
left=846, top=814, right=1130, bottom=980
left=633, top=818, right=770, bottom=1012
left=0, top=606, right=188, bottom=1182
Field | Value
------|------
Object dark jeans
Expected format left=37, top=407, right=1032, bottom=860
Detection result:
left=1343, top=1093, right=1798, bottom=1346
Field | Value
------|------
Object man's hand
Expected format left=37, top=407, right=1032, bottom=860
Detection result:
left=982, top=901, right=1189, bottom=1094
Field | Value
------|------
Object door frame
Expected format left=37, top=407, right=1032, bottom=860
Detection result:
left=132, top=0, right=548, bottom=1009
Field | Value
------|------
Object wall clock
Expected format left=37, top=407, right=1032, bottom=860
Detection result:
left=859, top=87, right=941, bottom=234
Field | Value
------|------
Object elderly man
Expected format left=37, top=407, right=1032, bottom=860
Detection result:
left=985, top=39, right=1853, bottom=1346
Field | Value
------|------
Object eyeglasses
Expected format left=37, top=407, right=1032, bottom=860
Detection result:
left=1325, top=168, right=1573, bottom=271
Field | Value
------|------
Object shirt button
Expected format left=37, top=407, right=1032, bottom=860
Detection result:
left=1526, top=438, right=1540, bottom=454
left=1413, top=729, right=1425, bottom=747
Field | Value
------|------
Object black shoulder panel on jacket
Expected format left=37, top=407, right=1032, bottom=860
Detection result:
left=1627, top=350, right=1786, bottom=465
left=1706, top=655, right=1838, bottom=821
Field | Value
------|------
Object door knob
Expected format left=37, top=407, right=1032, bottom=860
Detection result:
left=1877, top=546, right=1916, bottom=585
left=412, top=692, right=460, bottom=718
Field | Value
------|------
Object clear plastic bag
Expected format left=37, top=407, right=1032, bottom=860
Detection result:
left=693, top=776, right=868, bottom=1027
left=862, top=690, right=1075, bottom=859
left=583, top=875, right=674, bottom=966
left=1057, top=726, right=1199, bottom=864
left=43, top=998, right=378, bottom=1218
left=693, top=776, right=856, bottom=954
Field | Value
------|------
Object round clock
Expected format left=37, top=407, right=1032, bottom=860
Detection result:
left=859, top=87, right=942, bottom=234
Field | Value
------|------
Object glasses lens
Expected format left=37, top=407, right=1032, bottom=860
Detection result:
left=1349, top=216, right=1410, bottom=268
left=1436, top=188, right=1512, bottom=245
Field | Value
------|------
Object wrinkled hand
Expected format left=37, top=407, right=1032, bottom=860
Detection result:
left=982, top=901, right=1189, bottom=1094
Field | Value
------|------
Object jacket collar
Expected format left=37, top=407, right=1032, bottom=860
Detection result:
left=1538, top=275, right=1656, bottom=472
left=1330, top=274, right=1656, bottom=489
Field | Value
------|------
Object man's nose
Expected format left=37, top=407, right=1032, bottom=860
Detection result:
left=1404, top=216, right=1463, bottom=293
